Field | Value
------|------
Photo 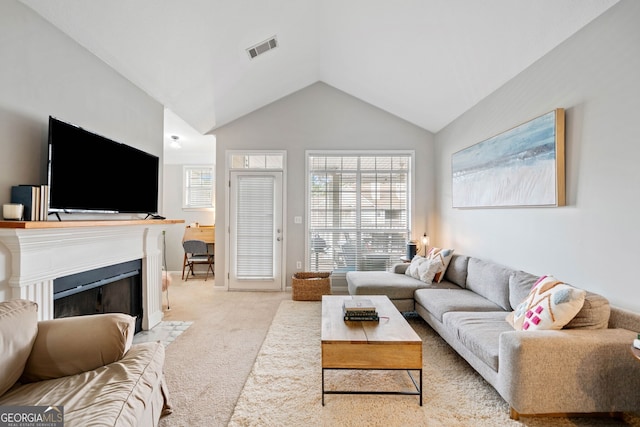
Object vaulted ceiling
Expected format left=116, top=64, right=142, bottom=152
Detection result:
left=21, top=0, right=618, bottom=139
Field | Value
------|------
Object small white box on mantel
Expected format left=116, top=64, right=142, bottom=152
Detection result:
left=3, top=203, right=24, bottom=220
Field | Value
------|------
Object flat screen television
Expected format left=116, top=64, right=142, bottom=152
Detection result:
left=47, top=116, right=160, bottom=215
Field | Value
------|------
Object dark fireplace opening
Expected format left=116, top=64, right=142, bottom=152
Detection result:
left=53, top=259, right=143, bottom=333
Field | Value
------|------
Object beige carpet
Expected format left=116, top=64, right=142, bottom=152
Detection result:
left=228, top=300, right=640, bottom=427
left=157, top=277, right=640, bottom=426
left=157, top=273, right=290, bottom=427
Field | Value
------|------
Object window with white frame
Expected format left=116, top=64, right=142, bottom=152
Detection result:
left=183, top=166, right=214, bottom=209
left=229, top=153, right=284, bottom=170
left=307, top=151, right=412, bottom=273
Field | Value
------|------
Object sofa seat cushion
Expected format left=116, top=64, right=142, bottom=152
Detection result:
left=0, top=342, right=168, bottom=426
left=0, top=299, right=38, bottom=396
left=414, top=287, right=505, bottom=322
left=347, top=271, right=428, bottom=300
left=443, top=311, right=513, bottom=371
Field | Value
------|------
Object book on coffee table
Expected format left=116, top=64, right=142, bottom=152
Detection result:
left=343, top=298, right=376, bottom=312
left=343, top=313, right=379, bottom=321
left=343, top=298, right=378, bottom=321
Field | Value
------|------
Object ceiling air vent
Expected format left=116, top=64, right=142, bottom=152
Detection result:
left=246, top=36, right=278, bottom=60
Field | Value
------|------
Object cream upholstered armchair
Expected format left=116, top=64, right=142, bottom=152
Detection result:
left=0, top=299, right=171, bottom=425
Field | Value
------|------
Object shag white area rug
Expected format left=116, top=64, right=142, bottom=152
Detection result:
left=229, top=301, right=640, bottom=427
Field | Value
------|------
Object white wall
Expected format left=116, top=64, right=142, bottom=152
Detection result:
left=162, top=108, right=216, bottom=272
left=0, top=1, right=165, bottom=299
left=215, top=82, right=434, bottom=289
left=162, top=164, right=215, bottom=272
left=434, top=0, right=640, bottom=311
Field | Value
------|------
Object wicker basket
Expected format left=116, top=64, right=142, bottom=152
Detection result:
left=291, top=272, right=331, bottom=301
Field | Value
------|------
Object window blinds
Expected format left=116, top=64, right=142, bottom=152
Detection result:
left=308, top=153, right=411, bottom=273
left=184, top=167, right=214, bottom=208
left=235, top=175, right=276, bottom=279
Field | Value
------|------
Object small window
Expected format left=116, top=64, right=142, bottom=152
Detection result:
left=183, top=166, right=214, bottom=209
left=230, top=153, right=284, bottom=170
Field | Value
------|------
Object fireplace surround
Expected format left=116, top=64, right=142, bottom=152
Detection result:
left=0, top=219, right=183, bottom=330
left=54, top=259, right=144, bottom=333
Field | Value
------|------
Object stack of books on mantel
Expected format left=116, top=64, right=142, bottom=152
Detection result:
left=343, top=298, right=379, bottom=322
left=10, top=184, right=50, bottom=221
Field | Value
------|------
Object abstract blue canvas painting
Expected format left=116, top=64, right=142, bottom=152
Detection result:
left=452, top=109, right=565, bottom=208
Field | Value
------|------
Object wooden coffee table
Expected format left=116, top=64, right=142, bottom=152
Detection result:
left=321, top=295, right=423, bottom=405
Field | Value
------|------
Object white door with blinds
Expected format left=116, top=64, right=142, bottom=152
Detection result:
left=229, top=171, right=283, bottom=290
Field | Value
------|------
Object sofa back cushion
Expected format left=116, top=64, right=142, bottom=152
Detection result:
left=443, top=254, right=469, bottom=288
left=564, top=291, right=610, bottom=329
left=508, top=270, right=540, bottom=310
left=465, top=258, right=513, bottom=311
left=609, top=306, right=640, bottom=331
left=0, top=299, right=38, bottom=396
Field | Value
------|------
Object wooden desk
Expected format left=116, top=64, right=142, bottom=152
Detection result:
left=182, top=226, right=215, bottom=243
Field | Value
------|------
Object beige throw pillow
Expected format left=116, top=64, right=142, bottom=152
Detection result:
left=426, top=247, right=455, bottom=283
left=418, top=258, right=441, bottom=283
left=510, top=275, right=586, bottom=331
left=405, top=255, right=426, bottom=279
left=21, top=313, right=136, bottom=383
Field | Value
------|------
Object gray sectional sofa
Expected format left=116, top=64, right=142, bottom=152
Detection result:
left=346, top=254, right=640, bottom=419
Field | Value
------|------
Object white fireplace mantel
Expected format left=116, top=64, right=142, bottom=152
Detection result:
left=0, top=219, right=183, bottom=330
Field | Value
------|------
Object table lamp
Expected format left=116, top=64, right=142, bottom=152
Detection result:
left=422, top=233, right=429, bottom=256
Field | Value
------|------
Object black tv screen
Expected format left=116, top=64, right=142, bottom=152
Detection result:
left=47, top=116, right=159, bottom=214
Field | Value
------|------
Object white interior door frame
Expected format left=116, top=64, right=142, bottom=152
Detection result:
left=224, top=150, right=287, bottom=291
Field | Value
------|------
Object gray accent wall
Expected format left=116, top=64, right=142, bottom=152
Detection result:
left=215, top=82, right=434, bottom=290
left=0, top=1, right=164, bottom=300
left=434, top=0, right=640, bottom=311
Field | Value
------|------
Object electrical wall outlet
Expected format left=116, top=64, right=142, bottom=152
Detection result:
left=296, top=261, right=302, bottom=269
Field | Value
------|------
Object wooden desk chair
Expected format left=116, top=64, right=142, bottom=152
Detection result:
left=182, top=239, right=214, bottom=281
